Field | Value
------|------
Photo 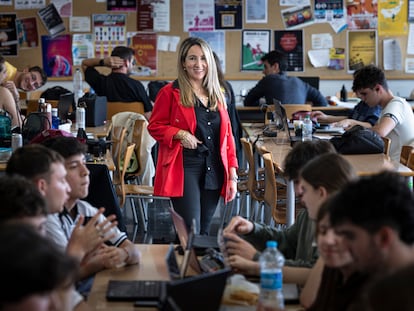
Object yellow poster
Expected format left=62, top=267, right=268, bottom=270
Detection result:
left=347, top=30, right=377, bottom=72
left=378, top=0, right=408, bottom=35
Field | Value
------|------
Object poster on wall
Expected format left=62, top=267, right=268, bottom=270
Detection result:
left=37, top=3, right=66, bottom=37
left=107, top=0, right=137, bottom=11
left=378, top=0, right=407, bottom=36
left=41, top=34, right=73, bottom=77
left=214, top=0, right=242, bottom=29
left=137, top=0, right=170, bottom=32
left=190, top=31, right=226, bottom=72
left=93, top=14, right=127, bottom=58
left=241, top=29, right=270, bottom=71
left=346, top=0, right=377, bottom=29
left=347, top=30, right=377, bottom=73
left=274, top=30, right=304, bottom=72
left=281, top=5, right=315, bottom=30
left=16, top=17, right=38, bottom=49
left=183, top=0, right=215, bottom=32
left=0, top=13, right=17, bottom=56
left=130, top=32, right=157, bottom=76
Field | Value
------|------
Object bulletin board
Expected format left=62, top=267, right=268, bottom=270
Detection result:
left=2, top=0, right=412, bottom=82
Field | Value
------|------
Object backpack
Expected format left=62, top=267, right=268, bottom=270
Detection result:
left=22, top=113, right=51, bottom=145
left=40, top=86, right=72, bottom=101
left=147, top=80, right=168, bottom=102
left=330, top=125, right=384, bottom=154
left=0, top=113, right=12, bottom=147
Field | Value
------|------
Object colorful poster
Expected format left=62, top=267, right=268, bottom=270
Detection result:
left=107, top=0, right=137, bottom=11
left=37, top=3, right=66, bottom=37
left=183, top=0, right=215, bottom=32
left=72, top=33, right=94, bottom=66
left=314, top=0, right=344, bottom=22
left=378, top=0, right=408, bottom=36
left=190, top=31, right=225, bottom=72
left=347, top=30, right=377, bottom=72
left=241, top=29, right=270, bottom=71
left=346, top=0, right=378, bottom=29
left=0, top=14, right=18, bottom=56
left=274, top=30, right=304, bottom=72
left=16, top=17, right=38, bottom=49
left=130, top=32, right=157, bottom=76
left=93, top=14, right=127, bottom=58
left=328, top=47, right=345, bottom=70
left=214, top=0, right=242, bottom=29
left=51, top=0, right=72, bottom=17
left=137, top=0, right=170, bottom=32
left=41, top=34, right=72, bottom=77
left=281, top=5, right=315, bottom=30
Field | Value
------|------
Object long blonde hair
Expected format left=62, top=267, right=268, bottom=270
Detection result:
left=177, top=37, right=225, bottom=110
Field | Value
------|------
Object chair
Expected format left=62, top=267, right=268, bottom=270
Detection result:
left=107, top=101, right=144, bottom=120
left=381, top=136, right=391, bottom=156
left=400, top=145, right=414, bottom=165
left=283, top=104, right=312, bottom=121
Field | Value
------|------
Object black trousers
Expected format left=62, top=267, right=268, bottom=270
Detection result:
left=171, top=154, right=221, bottom=235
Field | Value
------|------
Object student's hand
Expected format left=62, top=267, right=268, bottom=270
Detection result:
left=332, top=119, right=355, bottom=130
left=101, top=246, right=128, bottom=269
left=310, top=111, right=327, bottom=120
left=227, top=255, right=260, bottom=276
left=106, top=56, right=125, bottom=69
left=224, top=232, right=258, bottom=260
left=223, top=216, right=254, bottom=235
left=67, top=208, right=117, bottom=259
left=2, top=81, right=19, bottom=103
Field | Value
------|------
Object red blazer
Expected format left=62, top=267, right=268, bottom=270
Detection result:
left=148, top=82, right=238, bottom=203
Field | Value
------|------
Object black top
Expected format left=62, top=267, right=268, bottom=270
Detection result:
left=84, top=67, right=152, bottom=112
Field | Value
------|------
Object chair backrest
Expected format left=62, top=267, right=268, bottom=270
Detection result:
left=111, top=126, right=127, bottom=183
left=283, top=104, right=312, bottom=121
left=117, top=143, right=136, bottom=207
left=262, top=152, right=286, bottom=225
left=381, top=136, right=391, bottom=156
left=107, top=101, right=144, bottom=120
left=400, top=145, right=414, bottom=165
left=407, top=151, right=414, bottom=171
left=240, top=137, right=263, bottom=201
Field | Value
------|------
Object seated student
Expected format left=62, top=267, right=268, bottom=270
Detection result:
left=223, top=141, right=337, bottom=284
left=0, top=55, right=22, bottom=128
left=244, top=50, right=328, bottom=107
left=0, top=175, right=92, bottom=311
left=300, top=199, right=368, bottom=310
left=6, top=144, right=116, bottom=264
left=0, top=223, right=79, bottom=311
left=41, top=136, right=141, bottom=293
left=329, top=171, right=414, bottom=309
left=1, top=53, right=47, bottom=100
left=311, top=100, right=381, bottom=130
left=81, top=46, right=152, bottom=119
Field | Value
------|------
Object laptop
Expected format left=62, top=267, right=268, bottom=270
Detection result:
left=315, top=124, right=345, bottom=135
left=106, top=243, right=190, bottom=302
left=58, top=92, right=75, bottom=122
left=168, top=206, right=219, bottom=255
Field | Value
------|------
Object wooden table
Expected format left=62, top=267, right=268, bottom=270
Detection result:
left=242, top=123, right=414, bottom=225
left=70, top=121, right=112, bottom=138
left=87, top=244, right=302, bottom=311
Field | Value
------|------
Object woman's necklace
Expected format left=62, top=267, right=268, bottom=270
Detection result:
left=194, top=88, right=209, bottom=106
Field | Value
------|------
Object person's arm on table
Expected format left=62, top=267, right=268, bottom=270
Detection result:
left=299, top=258, right=324, bottom=308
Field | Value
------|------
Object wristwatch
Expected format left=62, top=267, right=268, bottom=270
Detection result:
left=99, top=59, right=104, bottom=66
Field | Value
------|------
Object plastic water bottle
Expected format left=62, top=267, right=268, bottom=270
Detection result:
left=76, top=106, right=85, bottom=130
left=73, top=68, right=84, bottom=106
left=51, top=108, right=60, bottom=129
left=258, top=241, right=285, bottom=311
left=302, top=114, right=313, bottom=142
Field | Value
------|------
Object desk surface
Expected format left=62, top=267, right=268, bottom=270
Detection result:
left=87, top=244, right=302, bottom=311
left=243, top=123, right=414, bottom=177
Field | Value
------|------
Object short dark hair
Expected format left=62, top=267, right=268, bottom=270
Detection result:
left=29, top=65, right=48, bottom=87
left=42, top=136, right=88, bottom=159
left=261, top=50, right=288, bottom=72
left=0, top=223, right=78, bottom=306
left=283, top=140, right=336, bottom=181
left=0, top=175, right=47, bottom=222
left=330, top=171, right=414, bottom=244
left=6, top=144, right=64, bottom=182
left=111, top=46, right=135, bottom=61
left=352, top=65, right=388, bottom=92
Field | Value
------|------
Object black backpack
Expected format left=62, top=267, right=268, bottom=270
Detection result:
left=40, top=86, right=72, bottom=101
left=22, top=113, right=51, bottom=144
left=147, top=80, right=168, bottom=102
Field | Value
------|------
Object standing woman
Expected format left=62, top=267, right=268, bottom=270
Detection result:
left=148, top=37, right=238, bottom=235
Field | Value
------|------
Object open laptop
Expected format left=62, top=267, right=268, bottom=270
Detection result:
left=58, top=92, right=75, bottom=122
left=106, top=243, right=190, bottom=302
left=168, top=206, right=219, bottom=255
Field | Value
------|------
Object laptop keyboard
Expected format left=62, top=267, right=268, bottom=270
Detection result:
left=133, top=281, right=162, bottom=299
left=106, top=280, right=164, bottom=301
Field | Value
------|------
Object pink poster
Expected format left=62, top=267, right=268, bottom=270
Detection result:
left=41, top=34, right=72, bottom=77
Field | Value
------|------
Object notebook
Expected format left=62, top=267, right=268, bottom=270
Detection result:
left=315, top=124, right=345, bottom=135
left=106, top=244, right=188, bottom=302
left=58, top=93, right=74, bottom=122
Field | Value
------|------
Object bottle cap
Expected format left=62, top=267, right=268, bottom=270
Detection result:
left=38, top=98, right=45, bottom=104
left=266, top=240, right=278, bottom=248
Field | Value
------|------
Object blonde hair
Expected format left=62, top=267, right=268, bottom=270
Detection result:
left=177, top=37, right=225, bottom=110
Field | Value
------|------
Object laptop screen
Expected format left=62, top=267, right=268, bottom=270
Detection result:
left=58, top=93, right=74, bottom=121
